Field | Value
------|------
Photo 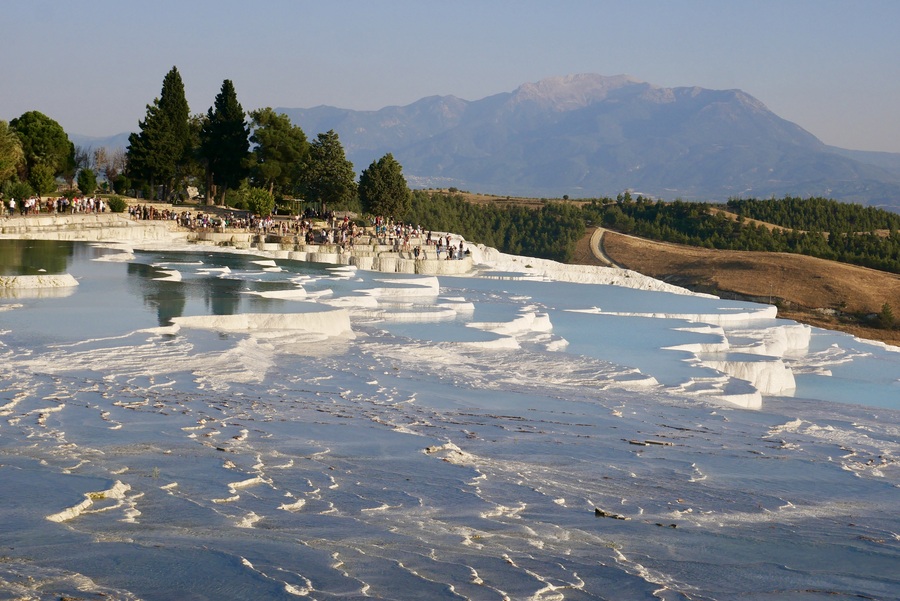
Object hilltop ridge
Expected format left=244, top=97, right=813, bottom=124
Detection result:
left=70, top=74, right=900, bottom=209
left=275, top=74, right=900, bottom=208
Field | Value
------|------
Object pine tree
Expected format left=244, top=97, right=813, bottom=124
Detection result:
left=9, top=111, right=74, bottom=181
left=300, top=130, right=357, bottom=211
left=199, top=80, right=250, bottom=205
left=158, top=66, right=191, bottom=196
left=76, top=168, right=97, bottom=196
left=358, top=153, right=410, bottom=218
left=248, top=108, right=309, bottom=198
left=126, top=66, right=191, bottom=200
left=877, top=303, right=895, bottom=329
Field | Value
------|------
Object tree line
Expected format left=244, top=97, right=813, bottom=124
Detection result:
left=400, top=191, right=900, bottom=276
left=4, top=68, right=900, bottom=277
left=405, top=190, right=585, bottom=263
left=1, top=66, right=411, bottom=219
left=582, top=195, right=900, bottom=274
left=1, top=108, right=131, bottom=203
left=125, top=67, right=412, bottom=218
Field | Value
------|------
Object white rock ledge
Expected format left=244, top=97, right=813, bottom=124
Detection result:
left=0, top=273, right=79, bottom=289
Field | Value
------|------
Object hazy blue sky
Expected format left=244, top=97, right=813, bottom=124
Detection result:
left=3, top=0, right=899, bottom=152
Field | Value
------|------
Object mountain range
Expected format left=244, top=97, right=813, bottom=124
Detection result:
left=74, top=74, right=900, bottom=209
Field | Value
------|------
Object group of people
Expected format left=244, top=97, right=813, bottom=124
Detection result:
left=426, top=234, right=467, bottom=260
left=61, top=196, right=108, bottom=214
left=6, top=196, right=472, bottom=261
left=128, top=205, right=249, bottom=231
left=260, top=213, right=470, bottom=260
left=129, top=203, right=180, bottom=222
left=5, top=195, right=108, bottom=216
left=6, top=196, right=38, bottom=216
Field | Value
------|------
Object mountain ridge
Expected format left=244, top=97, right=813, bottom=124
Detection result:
left=275, top=74, right=900, bottom=207
left=72, top=74, right=900, bottom=208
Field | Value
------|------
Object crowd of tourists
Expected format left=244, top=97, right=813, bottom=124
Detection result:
left=4, top=196, right=470, bottom=261
left=163, top=208, right=472, bottom=259
left=5, top=195, right=109, bottom=216
left=372, top=216, right=467, bottom=260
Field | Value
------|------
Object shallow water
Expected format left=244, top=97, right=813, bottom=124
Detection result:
left=0, top=240, right=898, bottom=600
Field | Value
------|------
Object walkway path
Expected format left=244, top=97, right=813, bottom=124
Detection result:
left=588, top=227, right=621, bottom=267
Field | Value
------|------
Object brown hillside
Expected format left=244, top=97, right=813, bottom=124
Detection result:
left=595, top=230, right=900, bottom=345
left=434, top=190, right=899, bottom=345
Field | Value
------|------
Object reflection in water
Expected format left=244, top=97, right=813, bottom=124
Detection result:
left=202, top=275, right=244, bottom=316
left=0, top=239, right=74, bottom=275
left=1, top=242, right=900, bottom=600
left=126, top=263, right=187, bottom=326
left=125, top=259, right=248, bottom=326
left=0, top=283, right=77, bottom=300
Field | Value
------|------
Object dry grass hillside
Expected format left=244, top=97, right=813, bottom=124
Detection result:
left=588, top=230, right=900, bottom=346
left=442, top=190, right=899, bottom=345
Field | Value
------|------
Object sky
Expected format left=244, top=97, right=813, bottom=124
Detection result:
left=3, top=0, right=900, bottom=153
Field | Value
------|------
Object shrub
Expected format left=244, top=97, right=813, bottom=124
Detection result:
left=112, top=175, right=130, bottom=195
left=245, top=187, right=275, bottom=216
left=106, top=195, right=128, bottom=213
left=2, top=179, right=33, bottom=200
left=877, top=303, right=895, bottom=329
left=77, top=168, right=97, bottom=196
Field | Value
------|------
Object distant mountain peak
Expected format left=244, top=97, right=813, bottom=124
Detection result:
left=278, top=74, right=900, bottom=206
left=510, top=73, right=643, bottom=110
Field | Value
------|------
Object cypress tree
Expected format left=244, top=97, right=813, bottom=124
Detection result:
left=159, top=66, right=191, bottom=196
left=126, top=66, right=191, bottom=200
left=199, top=79, right=250, bottom=205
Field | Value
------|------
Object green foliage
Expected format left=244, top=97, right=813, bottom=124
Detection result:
left=127, top=67, right=192, bottom=200
left=582, top=195, right=900, bottom=274
left=248, top=108, right=309, bottom=198
left=199, top=79, right=250, bottom=204
left=2, top=179, right=33, bottom=200
left=223, top=188, right=247, bottom=211
left=404, top=191, right=584, bottom=262
left=300, top=130, right=357, bottom=210
left=77, top=168, right=97, bottom=195
left=404, top=191, right=900, bottom=273
left=359, top=153, right=410, bottom=218
left=244, top=186, right=276, bottom=216
left=106, top=195, right=127, bottom=213
left=112, top=174, right=131, bottom=195
left=0, top=120, right=25, bottom=184
left=9, top=111, right=74, bottom=180
left=28, top=163, right=57, bottom=195
left=727, top=196, right=900, bottom=232
left=877, top=303, right=895, bottom=329
left=159, top=66, right=191, bottom=159
left=247, top=188, right=275, bottom=217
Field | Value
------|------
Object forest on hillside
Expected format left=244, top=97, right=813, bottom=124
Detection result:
left=405, top=190, right=585, bottom=263
left=405, top=192, right=900, bottom=274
